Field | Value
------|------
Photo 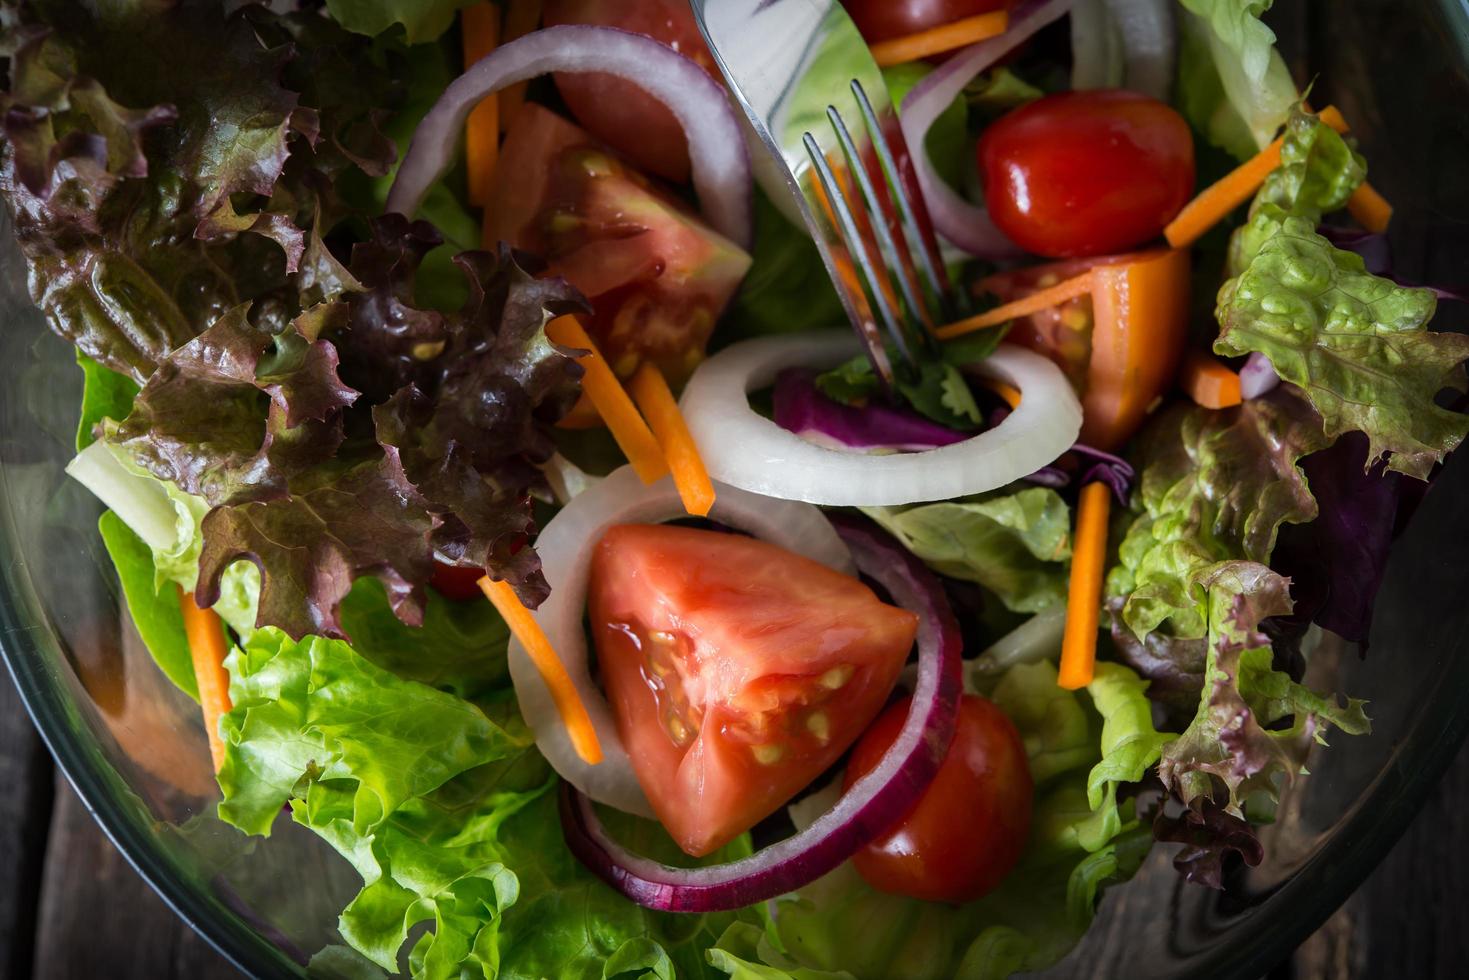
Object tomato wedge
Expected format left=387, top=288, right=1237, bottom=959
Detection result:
left=981, top=248, right=1190, bottom=450
left=589, top=524, right=918, bottom=857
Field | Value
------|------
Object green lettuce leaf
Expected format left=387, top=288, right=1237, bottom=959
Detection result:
left=1216, top=215, right=1469, bottom=479
left=1106, top=390, right=1329, bottom=641
left=1176, top=1, right=1297, bottom=159
left=325, top=0, right=476, bottom=45
left=75, top=354, right=139, bottom=452
left=97, top=510, right=196, bottom=700
left=864, top=488, right=1072, bottom=614
left=1157, top=562, right=1370, bottom=814
left=727, top=661, right=1161, bottom=980
left=721, top=192, right=845, bottom=344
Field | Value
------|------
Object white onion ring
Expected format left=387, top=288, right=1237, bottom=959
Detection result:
left=508, top=466, right=853, bottom=817
left=387, top=25, right=752, bottom=248
left=679, top=331, right=1082, bottom=506
left=900, top=0, right=1075, bottom=258
left=1072, top=0, right=1174, bottom=100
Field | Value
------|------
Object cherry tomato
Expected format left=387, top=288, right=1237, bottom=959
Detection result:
left=977, top=90, right=1195, bottom=258
left=430, top=561, right=485, bottom=602
left=844, top=694, right=1033, bottom=903
left=543, top=0, right=718, bottom=183
left=842, top=0, right=1011, bottom=44
left=590, top=524, right=917, bottom=856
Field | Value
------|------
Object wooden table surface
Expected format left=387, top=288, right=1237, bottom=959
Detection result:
left=1, top=665, right=1466, bottom=979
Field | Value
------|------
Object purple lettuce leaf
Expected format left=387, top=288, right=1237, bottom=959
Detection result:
left=1152, top=799, right=1265, bottom=890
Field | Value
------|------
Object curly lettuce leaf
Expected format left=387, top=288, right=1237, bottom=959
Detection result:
left=864, top=488, right=1072, bottom=614
left=1176, top=1, right=1297, bottom=158
left=731, top=661, right=1162, bottom=980
left=1157, top=562, right=1370, bottom=815
left=219, top=628, right=760, bottom=979
left=1216, top=215, right=1469, bottom=479
left=1106, top=390, right=1329, bottom=640
left=1151, top=797, right=1264, bottom=889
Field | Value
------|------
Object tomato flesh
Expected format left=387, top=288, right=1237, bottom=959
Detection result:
left=543, top=0, right=718, bottom=183
left=486, top=104, right=751, bottom=382
left=844, top=694, right=1032, bottom=903
left=981, top=247, right=1190, bottom=449
left=978, top=90, right=1195, bottom=258
left=589, top=524, right=918, bottom=857
left=842, top=0, right=1012, bottom=44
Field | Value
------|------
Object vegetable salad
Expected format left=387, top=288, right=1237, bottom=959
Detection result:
left=1, top=1, right=1463, bottom=978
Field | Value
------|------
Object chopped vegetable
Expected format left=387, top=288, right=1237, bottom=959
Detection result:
left=1179, top=350, right=1243, bottom=409
left=937, top=271, right=1097, bottom=340
left=478, top=576, right=604, bottom=766
left=461, top=4, right=500, bottom=205
left=546, top=316, right=669, bottom=485
left=1164, top=104, right=1348, bottom=248
left=178, top=588, right=233, bottom=770
left=869, top=11, right=1010, bottom=67
left=1058, top=482, right=1110, bottom=690
left=629, top=364, right=716, bottom=517
left=1348, top=180, right=1394, bottom=233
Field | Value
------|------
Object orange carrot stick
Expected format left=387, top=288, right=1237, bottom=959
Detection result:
left=546, top=316, right=669, bottom=484
left=630, top=363, right=716, bottom=517
left=1166, top=104, right=1349, bottom=249
left=936, top=270, right=1096, bottom=340
left=1180, top=350, right=1243, bottom=410
left=178, top=588, right=233, bottom=771
left=1348, top=181, right=1393, bottom=234
left=1058, top=482, right=1111, bottom=691
left=462, top=4, right=500, bottom=205
left=479, top=577, right=603, bottom=765
left=869, top=11, right=1009, bottom=67
left=981, top=379, right=1023, bottom=409
left=499, top=0, right=543, bottom=133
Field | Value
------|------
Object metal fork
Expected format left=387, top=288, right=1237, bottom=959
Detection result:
left=690, top=0, right=959, bottom=389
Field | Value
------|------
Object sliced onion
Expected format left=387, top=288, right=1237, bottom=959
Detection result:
left=1073, top=0, right=1175, bottom=101
left=508, top=466, right=852, bottom=818
left=386, top=25, right=752, bottom=248
left=680, top=331, right=1082, bottom=506
left=900, top=0, right=1075, bottom=258
left=1239, top=352, right=1281, bottom=399
left=559, top=517, right=963, bottom=912
left=968, top=605, right=1068, bottom=678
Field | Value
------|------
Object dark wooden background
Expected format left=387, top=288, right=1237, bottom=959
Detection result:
left=1, top=663, right=1466, bottom=978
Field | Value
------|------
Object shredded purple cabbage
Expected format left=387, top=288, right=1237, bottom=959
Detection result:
left=772, top=369, right=969, bottom=452
left=1022, top=444, right=1136, bottom=503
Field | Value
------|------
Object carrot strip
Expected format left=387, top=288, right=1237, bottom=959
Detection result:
left=1166, top=104, right=1349, bottom=249
left=178, top=588, right=233, bottom=771
left=556, top=390, right=605, bottom=430
left=499, top=0, right=543, bottom=133
left=1058, top=482, right=1111, bottom=691
left=478, top=577, right=603, bottom=766
left=981, top=379, right=1023, bottom=409
left=869, top=11, right=1009, bottom=67
left=936, top=270, right=1095, bottom=340
left=1348, top=181, right=1393, bottom=233
left=461, top=4, right=501, bottom=205
left=630, top=363, right=716, bottom=517
left=1180, top=350, right=1242, bottom=410
left=546, top=316, right=669, bottom=484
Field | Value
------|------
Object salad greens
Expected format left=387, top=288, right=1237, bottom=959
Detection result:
left=1175, top=0, right=1297, bottom=159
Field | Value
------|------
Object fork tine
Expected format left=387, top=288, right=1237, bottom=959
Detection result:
left=850, top=79, right=958, bottom=323
left=802, top=131, right=916, bottom=369
left=826, top=103, right=933, bottom=350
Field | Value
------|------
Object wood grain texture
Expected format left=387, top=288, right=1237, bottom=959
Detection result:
left=29, top=778, right=240, bottom=980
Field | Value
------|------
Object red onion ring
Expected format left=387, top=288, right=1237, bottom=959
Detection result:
left=386, top=25, right=752, bottom=248
left=559, top=517, right=963, bottom=913
left=1239, top=352, right=1281, bottom=399
left=900, top=0, right=1075, bottom=258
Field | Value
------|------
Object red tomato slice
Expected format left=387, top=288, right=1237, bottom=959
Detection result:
left=543, top=0, right=718, bottom=183
left=844, top=694, right=1032, bottom=903
left=982, top=248, right=1190, bottom=450
left=977, top=90, right=1195, bottom=259
left=589, top=524, right=918, bottom=857
left=842, top=0, right=1012, bottom=44
left=486, top=104, right=751, bottom=382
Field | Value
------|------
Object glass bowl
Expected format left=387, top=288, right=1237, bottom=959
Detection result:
left=3, top=2, right=1468, bottom=977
